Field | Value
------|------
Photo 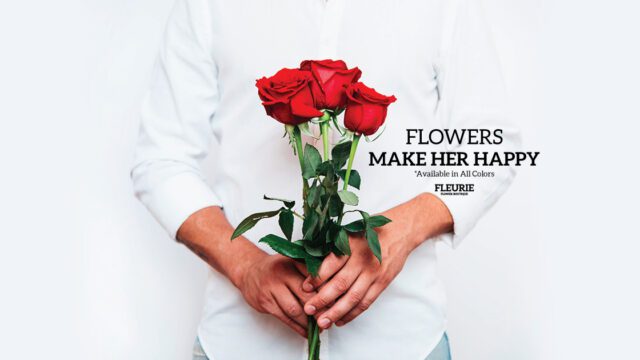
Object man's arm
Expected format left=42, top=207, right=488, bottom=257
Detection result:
left=131, top=0, right=314, bottom=337
left=176, top=206, right=265, bottom=287
left=301, top=193, right=453, bottom=329
left=302, top=0, right=521, bottom=328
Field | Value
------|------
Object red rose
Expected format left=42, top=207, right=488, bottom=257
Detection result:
left=344, top=82, right=397, bottom=136
left=256, top=68, right=323, bottom=125
left=300, top=59, right=361, bottom=110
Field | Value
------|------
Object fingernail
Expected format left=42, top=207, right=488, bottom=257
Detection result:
left=335, top=321, right=344, bottom=327
left=303, top=282, right=314, bottom=292
left=318, top=318, right=331, bottom=328
left=305, top=305, right=316, bottom=315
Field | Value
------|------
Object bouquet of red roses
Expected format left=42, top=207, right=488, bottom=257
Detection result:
left=231, top=59, right=396, bottom=360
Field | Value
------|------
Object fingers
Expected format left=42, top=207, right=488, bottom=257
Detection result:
left=314, top=273, right=375, bottom=329
left=304, top=263, right=360, bottom=316
left=293, top=260, right=309, bottom=277
left=335, top=281, right=387, bottom=327
left=285, top=276, right=316, bottom=304
left=265, top=300, right=307, bottom=338
left=271, top=287, right=308, bottom=331
left=302, top=253, right=348, bottom=292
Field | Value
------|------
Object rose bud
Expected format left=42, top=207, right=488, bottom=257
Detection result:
left=256, top=68, right=323, bottom=125
left=300, top=59, right=362, bottom=111
left=344, top=82, right=397, bottom=135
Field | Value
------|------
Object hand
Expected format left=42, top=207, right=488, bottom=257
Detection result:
left=238, top=254, right=316, bottom=337
left=176, top=207, right=319, bottom=338
left=301, top=193, right=454, bottom=329
left=302, top=227, right=412, bottom=329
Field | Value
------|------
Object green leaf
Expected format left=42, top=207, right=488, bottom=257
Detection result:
left=303, top=242, right=325, bottom=257
left=365, top=227, right=382, bottom=263
left=259, top=234, right=308, bottom=258
left=331, top=141, right=352, bottom=169
left=321, top=166, right=336, bottom=189
left=328, top=194, right=343, bottom=217
left=231, top=209, right=281, bottom=240
left=324, top=220, right=342, bottom=244
left=325, top=222, right=337, bottom=244
left=337, top=169, right=361, bottom=189
left=302, top=210, right=319, bottom=241
left=316, top=161, right=333, bottom=176
left=335, top=228, right=351, bottom=256
left=337, top=190, right=359, bottom=206
left=343, top=211, right=389, bottom=233
left=263, top=195, right=295, bottom=209
left=278, top=210, right=294, bottom=241
left=343, top=219, right=365, bottom=233
left=367, top=215, right=392, bottom=228
left=304, top=255, right=322, bottom=277
left=302, top=144, right=322, bottom=179
left=307, top=185, right=323, bottom=208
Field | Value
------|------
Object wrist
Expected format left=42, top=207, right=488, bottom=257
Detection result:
left=379, top=192, right=454, bottom=253
left=413, top=192, right=454, bottom=243
left=376, top=210, right=419, bottom=259
left=227, top=241, right=267, bottom=289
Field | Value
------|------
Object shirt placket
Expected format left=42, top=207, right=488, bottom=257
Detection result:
left=317, top=0, right=346, bottom=147
left=318, top=0, right=344, bottom=57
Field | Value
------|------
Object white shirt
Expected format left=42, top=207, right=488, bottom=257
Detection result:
left=132, top=0, right=520, bottom=359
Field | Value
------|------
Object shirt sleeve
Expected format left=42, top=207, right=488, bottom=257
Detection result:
left=131, top=0, right=222, bottom=240
left=432, top=0, right=522, bottom=248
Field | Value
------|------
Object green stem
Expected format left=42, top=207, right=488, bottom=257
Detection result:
left=342, top=134, right=361, bottom=191
left=320, top=112, right=331, bottom=161
left=337, top=134, right=361, bottom=226
left=308, top=316, right=320, bottom=360
left=291, top=125, right=310, bottom=216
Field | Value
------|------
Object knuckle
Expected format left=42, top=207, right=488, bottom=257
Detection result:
left=315, top=295, right=330, bottom=308
left=348, top=290, right=364, bottom=304
left=285, top=303, right=300, bottom=317
left=332, top=277, right=350, bottom=293
left=377, top=274, right=392, bottom=286
left=357, top=299, right=372, bottom=311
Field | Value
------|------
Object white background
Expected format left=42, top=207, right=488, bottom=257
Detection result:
left=1, top=0, right=638, bottom=359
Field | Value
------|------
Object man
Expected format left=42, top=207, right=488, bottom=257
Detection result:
left=132, top=0, right=520, bottom=359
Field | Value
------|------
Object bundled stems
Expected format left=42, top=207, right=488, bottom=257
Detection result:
left=308, top=316, right=320, bottom=360
left=292, top=122, right=362, bottom=360
left=288, top=122, right=322, bottom=360
left=305, top=112, right=332, bottom=360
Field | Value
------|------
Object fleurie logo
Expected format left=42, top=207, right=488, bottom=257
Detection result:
left=435, top=183, right=474, bottom=196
